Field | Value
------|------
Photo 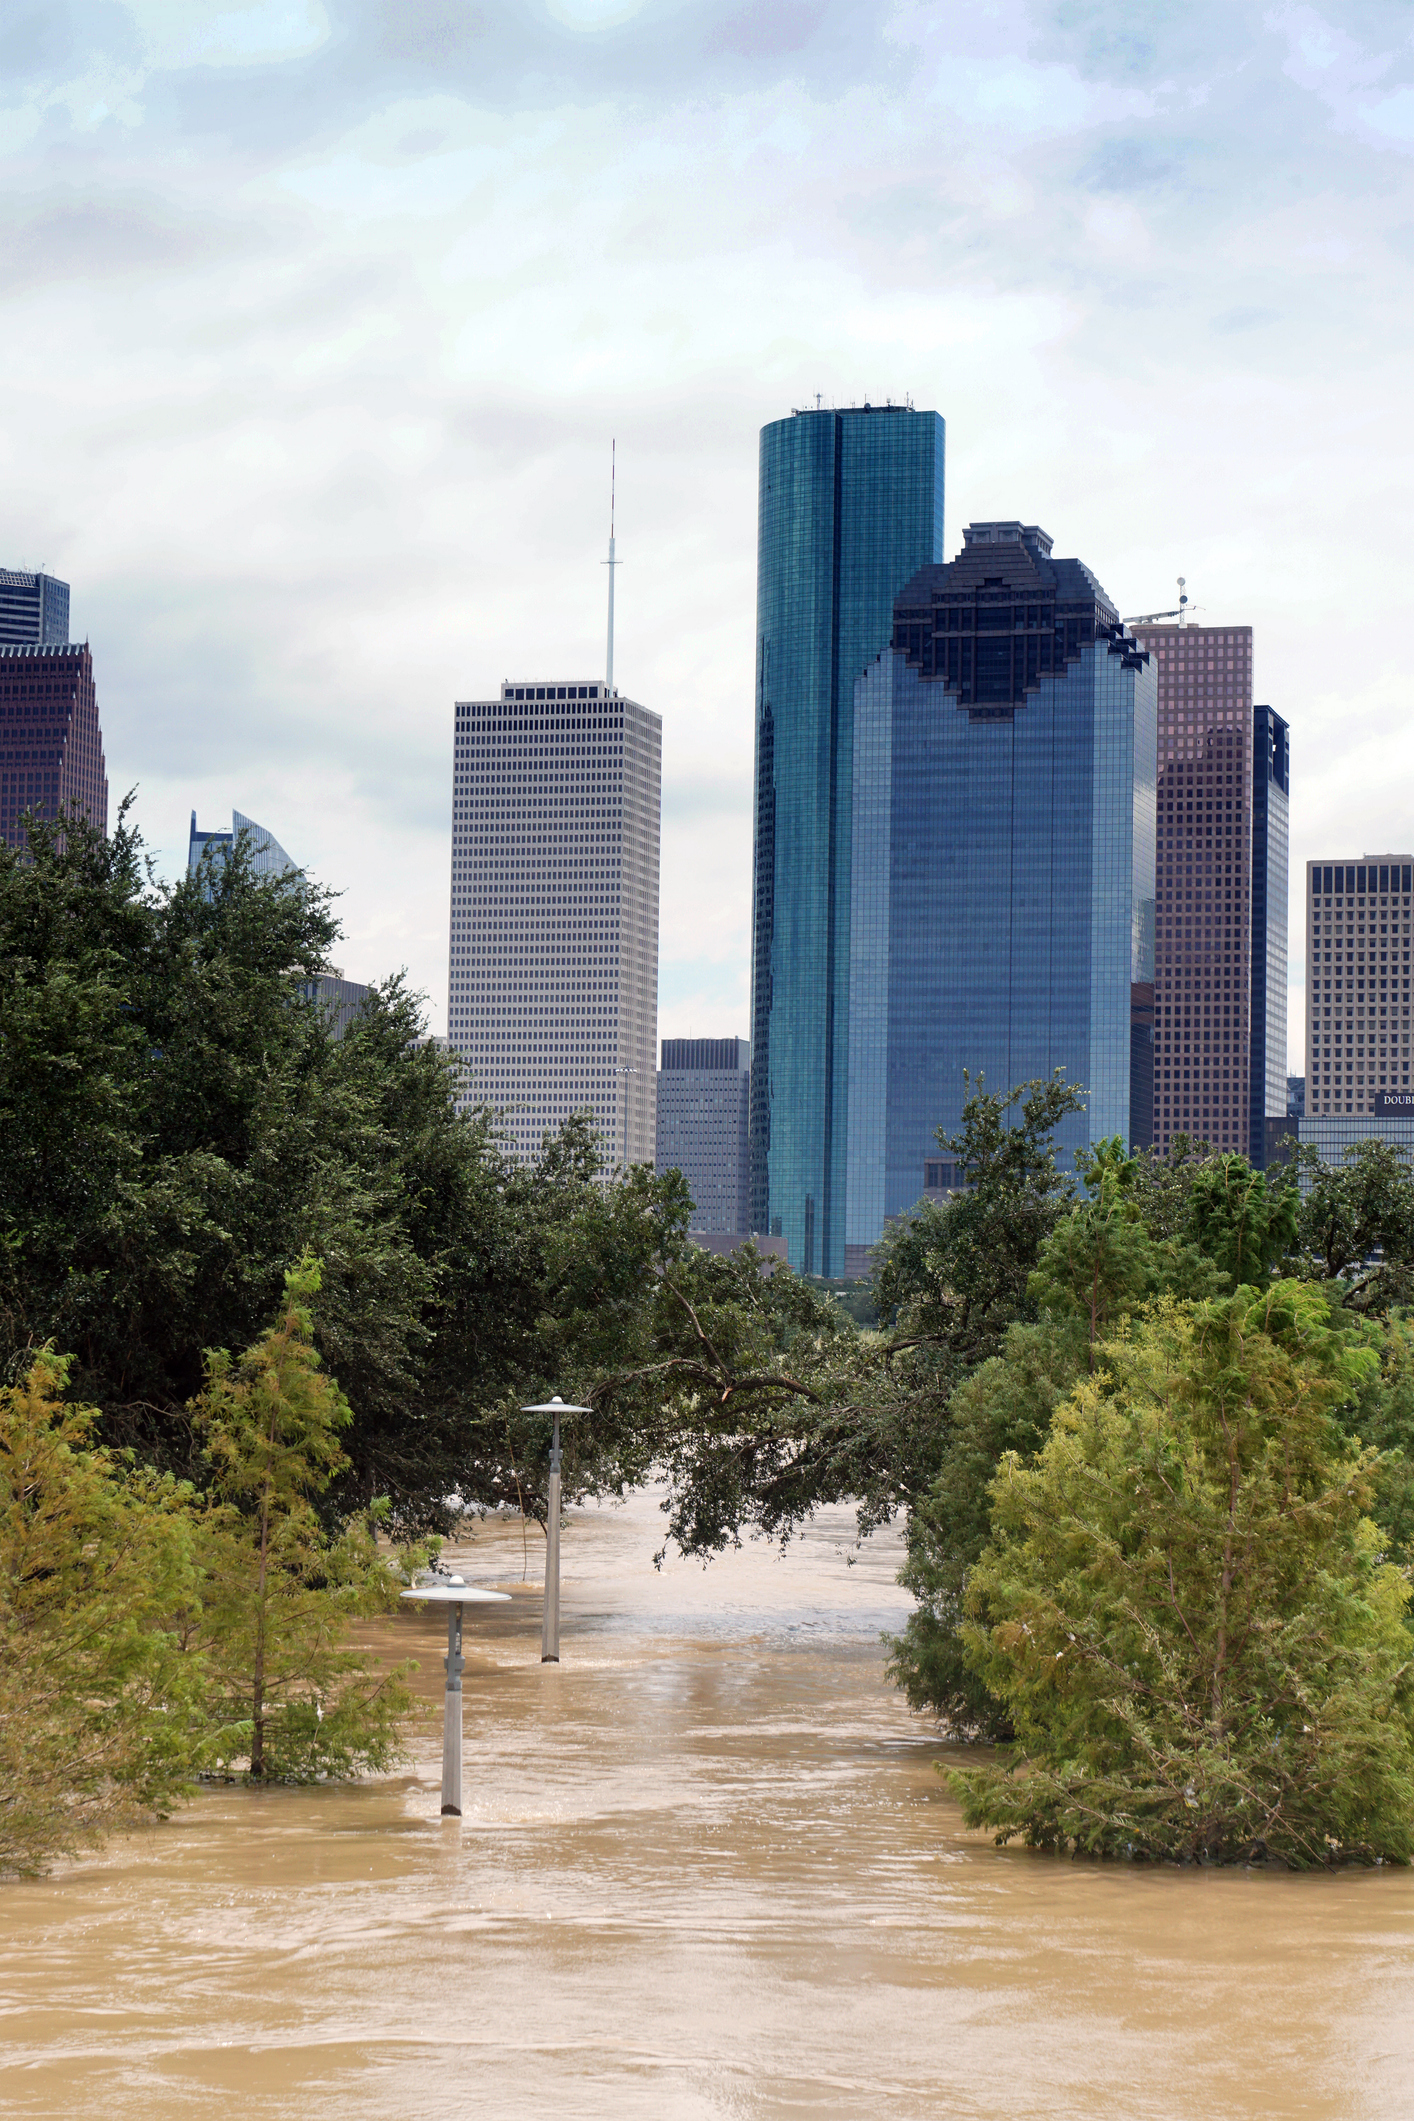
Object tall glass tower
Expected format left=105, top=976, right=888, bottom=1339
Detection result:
left=845, top=523, right=1156, bottom=1257
left=749, top=403, right=944, bottom=1275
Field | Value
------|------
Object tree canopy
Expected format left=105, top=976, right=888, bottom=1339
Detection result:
left=948, top=1287, right=1414, bottom=1866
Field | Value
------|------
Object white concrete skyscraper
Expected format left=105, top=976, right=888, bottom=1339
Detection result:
left=448, top=677, right=660, bottom=1167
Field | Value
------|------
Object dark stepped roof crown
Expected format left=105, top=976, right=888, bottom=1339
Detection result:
left=887, top=521, right=1144, bottom=721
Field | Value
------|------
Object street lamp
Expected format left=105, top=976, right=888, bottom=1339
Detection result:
left=615, top=1064, right=638, bottom=1170
left=521, top=1394, right=593, bottom=1663
left=400, top=1573, right=510, bottom=1817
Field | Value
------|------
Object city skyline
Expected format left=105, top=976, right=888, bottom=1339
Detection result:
left=2, top=6, right=1408, bottom=1071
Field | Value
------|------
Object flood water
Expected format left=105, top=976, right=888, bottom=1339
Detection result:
left=5, top=1488, right=1414, bottom=2119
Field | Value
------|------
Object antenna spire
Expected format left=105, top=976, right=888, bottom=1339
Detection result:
left=602, top=440, right=620, bottom=691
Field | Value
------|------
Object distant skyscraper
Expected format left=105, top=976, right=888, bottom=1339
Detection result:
left=845, top=522, right=1156, bottom=1270
left=656, top=1038, right=751, bottom=1234
left=1131, top=621, right=1288, bottom=1164
left=1302, top=855, right=1411, bottom=1120
left=0, top=570, right=69, bottom=645
left=449, top=678, right=660, bottom=1167
left=1251, top=705, right=1291, bottom=1165
left=188, top=808, right=295, bottom=880
left=187, top=811, right=366, bottom=1034
left=749, top=402, right=945, bottom=1274
left=0, top=641, right=107, bottom=851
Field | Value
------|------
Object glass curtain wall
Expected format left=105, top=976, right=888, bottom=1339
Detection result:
left=749, top=404, right=944, bottom=1275
left=846, top=528, right=1156, bottom=1252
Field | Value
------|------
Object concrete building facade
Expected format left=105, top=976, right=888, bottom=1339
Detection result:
left=449, top=677, right=660, bottom=1168
left=656, top=1037, right=751, bottom=1234
left=1302, top=855, right=1413, bottom=1119
left=0, top=641, right=107, bottom=851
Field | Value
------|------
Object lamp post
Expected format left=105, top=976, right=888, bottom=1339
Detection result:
left=615, top=1064, right=638, bottom=1170
left=521, top=1394, right=592, bottom=1663
left=400, top=1574, right=510, bottom=1817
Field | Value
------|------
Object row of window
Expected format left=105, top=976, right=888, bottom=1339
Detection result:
left=1312, top=866, right=1412, bottom=895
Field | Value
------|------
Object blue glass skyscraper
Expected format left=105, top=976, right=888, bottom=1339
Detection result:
left=846, top=522, right=1156, bottom=1255
left=749, top=403, right=945, bottom=1274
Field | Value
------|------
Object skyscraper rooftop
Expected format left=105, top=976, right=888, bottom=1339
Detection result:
left=0, top=570, right=69, bottom=646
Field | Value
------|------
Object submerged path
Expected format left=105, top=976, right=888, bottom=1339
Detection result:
left=4, top=1490, right=1414, bottom=2118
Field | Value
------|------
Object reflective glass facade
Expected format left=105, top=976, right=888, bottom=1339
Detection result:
left=846, top=524, right=1155, bottom=1251
left=749, top=404, right=944, bottom=1274
left=188, top=808, right=295, bottom=881
left=655, top=1037, right=751, bottom=1234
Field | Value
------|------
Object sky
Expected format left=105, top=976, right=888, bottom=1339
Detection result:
left=4, top=0, right=1413, bottom=1068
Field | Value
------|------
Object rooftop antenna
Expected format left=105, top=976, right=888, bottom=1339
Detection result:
left=1122, top=577, right=1200, bottom=629
left=602, top=440, right=620, bottom=693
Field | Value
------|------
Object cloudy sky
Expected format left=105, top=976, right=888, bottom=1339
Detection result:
left=4, top=0, right=1413, bottom=1063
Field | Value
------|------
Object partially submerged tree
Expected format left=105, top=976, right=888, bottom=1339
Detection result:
left=0, top=1352, right=205, bottom=1875
left=191, top=1256, right=416, bottom=1781
left=949, top=1285, right=1414, bottom=1866
left=887, top=1319, right=1086, bottom=1738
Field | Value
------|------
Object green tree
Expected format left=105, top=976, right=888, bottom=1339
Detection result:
left=872, top=1073, right=1087, bottom=1367
left=886, top=1320, right=1086, bottom=1737
left=1029, top=1137, right=1224, bottom=1364
left=0, top=809, right=704, bottom=1534
left=1183, top=1152, right=1299, bottom=1290
left=949, top=1286, right=1414, bottom=1866
left=0, top=1351, right=205, bottom=1875
left=190, top=1256, right=416, bottom=1780
left=1298, top=1138, right=1414, bottom=1311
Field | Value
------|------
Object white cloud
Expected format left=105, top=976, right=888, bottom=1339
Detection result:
left=1, top=0, right=1412, bottom=1079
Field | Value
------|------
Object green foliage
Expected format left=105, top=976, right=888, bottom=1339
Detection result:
left=1297, top=1138, right=1414, bottom=1310
left=188, top=1255, right=417, bottom=1781
left=1334, top=1310, right=1414, bottom=1571
left=1184, top=1152, right=1299, bottom=1289
left=1027, top=1137, right=1222, bottom=1364
left=949, top=1286, right=1414, bottom=1866
left=0, top=809, right=703, bottom=1532
left=872, top=1073, right=1087, bottom=1362
left=0, top=1352, right=206, bottom=1875
left=889, top=1137, right=1223, bottom=1733
left=887, top=1321, right=1085, bottom=1737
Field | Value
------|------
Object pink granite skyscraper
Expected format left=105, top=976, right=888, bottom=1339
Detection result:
left=1131, top=621, right=1288, bottom=1166
left=0, top=641, right=108, bottom=851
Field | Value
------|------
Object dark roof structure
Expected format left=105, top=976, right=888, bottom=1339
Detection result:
left=888, top=520, right=1146, bottom=722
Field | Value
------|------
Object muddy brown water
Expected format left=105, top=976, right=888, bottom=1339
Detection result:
left=4, top=1490, right=1414, bottom=2119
